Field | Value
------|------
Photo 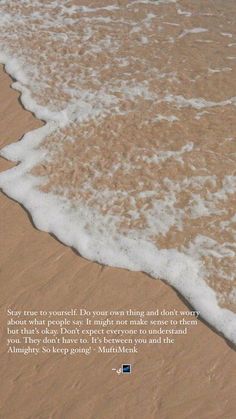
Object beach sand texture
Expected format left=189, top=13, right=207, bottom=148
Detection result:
left=0, top=65, right=236, bottom=419
left=0, top=0, right=236, bottom=417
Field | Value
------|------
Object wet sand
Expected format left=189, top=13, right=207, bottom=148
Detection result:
left=0, top=65, right=236, bottom=419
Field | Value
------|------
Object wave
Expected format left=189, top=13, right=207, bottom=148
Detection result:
left=0, top=0, right=235, bottom=344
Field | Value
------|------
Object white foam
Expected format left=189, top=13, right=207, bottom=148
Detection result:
left=154, top=114, right=179, bottom=122
left=128, top=0, right=177, bottom=6
left=1, top=139, right=236, bottom=343
left=208, top=67, right=232, bottom=74
left=0, top=0, right=236, bottom=345
left=221, top=32, right=233, bottom=38
left=164, top=94, right=236, bottom=109
left=142, top=142, right=193, bottom=164
left=179, top=28, right=208, bottom=39
left=177, top=9, right=192, bottom=17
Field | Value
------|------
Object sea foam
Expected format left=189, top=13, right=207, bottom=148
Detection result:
left=0, top=0, right=235, bottom=344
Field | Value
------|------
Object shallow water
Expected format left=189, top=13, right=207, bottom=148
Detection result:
left=0, top=0, right=236, bottom=343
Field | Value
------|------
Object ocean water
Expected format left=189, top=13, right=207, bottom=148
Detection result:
left=0, top=0, right=235, bottom=343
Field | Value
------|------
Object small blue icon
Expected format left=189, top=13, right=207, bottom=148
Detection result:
left=122, top=364, right=131, bottom=374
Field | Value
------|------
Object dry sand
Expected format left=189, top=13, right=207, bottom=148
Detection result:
left=0, top=65, right=236, bottom=419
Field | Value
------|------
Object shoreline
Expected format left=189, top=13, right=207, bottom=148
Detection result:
left=1, top=64, right=236, bottom=418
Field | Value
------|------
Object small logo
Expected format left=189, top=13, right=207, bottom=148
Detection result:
left=112, top=364, right=132, bottom=375
left=122, top=364, right=131, bottom=374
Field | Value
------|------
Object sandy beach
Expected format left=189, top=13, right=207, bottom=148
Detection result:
left=0, top=64, right=236, bottom=419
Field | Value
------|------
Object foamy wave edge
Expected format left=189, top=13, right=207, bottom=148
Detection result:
left=0, top=52, right=235, bottom=345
